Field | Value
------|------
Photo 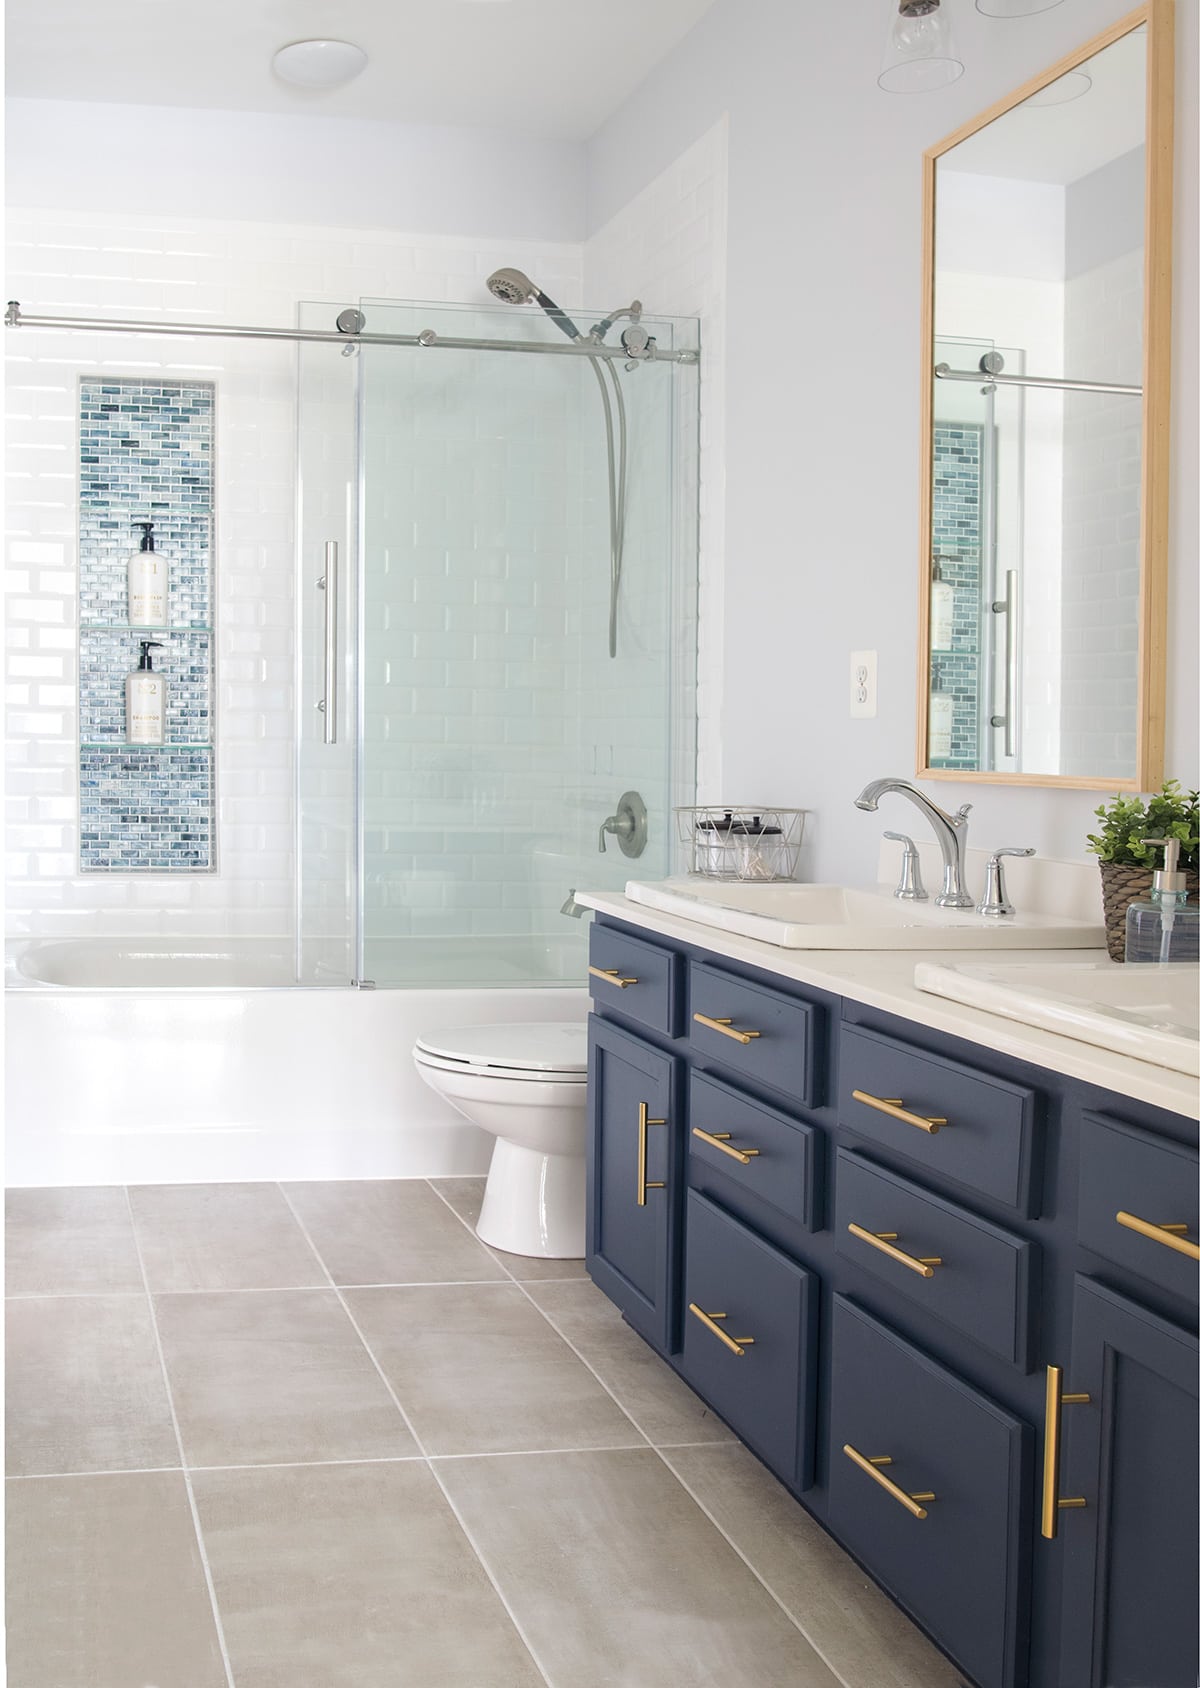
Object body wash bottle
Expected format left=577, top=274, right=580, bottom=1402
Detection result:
left=930, top=558, right=955, bottom=648
left=128, top=520, right=167, bottom=627
left=928, top=662, right=954, bottom=763
left=1125, top=838, right=1200, bottom=963
left=126, top=640, right=166, bottom=745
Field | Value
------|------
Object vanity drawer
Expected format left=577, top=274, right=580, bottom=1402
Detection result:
left=834, top=1150, right=1035, bottom=1369
left=681, top=1190, right=819, bottom=1491
left=839, top=1023, right=1038, bottom=1214
left=588, top=924, right=683, bottom=1038
left=1078, top=1113, right=1199, bottom=1305
left=828, top=1296, right=1030, bottom=1688
left=689, top=1069, right=821, bottom=1231
left=690, top=961, right=819, bottom=1108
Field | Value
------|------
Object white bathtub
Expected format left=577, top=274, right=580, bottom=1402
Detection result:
left=5, top=936, right=589, bottom=1188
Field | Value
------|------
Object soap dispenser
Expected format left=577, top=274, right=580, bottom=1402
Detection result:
left=1124, top=838, right=1200, bottom=963
left=128, top=520, right=167, bottom=627
left=126, top=640, right=166, bottom=745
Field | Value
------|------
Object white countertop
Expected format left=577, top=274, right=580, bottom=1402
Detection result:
left=576, top=891, right=1200, bottom=1121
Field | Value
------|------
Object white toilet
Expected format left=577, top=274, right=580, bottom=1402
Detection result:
left=413, top=1021, right=589, bottom=1258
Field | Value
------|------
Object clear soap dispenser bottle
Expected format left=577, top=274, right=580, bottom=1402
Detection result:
left=1124, top=838, right=1200, bottom=963
left=128, top=520, right=167, bottom=627
left=126, top=639, right=166, bottom=745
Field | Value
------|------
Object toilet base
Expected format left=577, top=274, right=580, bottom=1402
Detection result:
left=476, top=1137, right=585, bottom=1259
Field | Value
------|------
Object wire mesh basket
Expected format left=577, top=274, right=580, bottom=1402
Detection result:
left=675, top=806, right=806, bottom=882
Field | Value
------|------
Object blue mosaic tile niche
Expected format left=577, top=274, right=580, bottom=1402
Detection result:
left=77, top=378, right=216, bottom=873
left=931, top=422, right=983, bottom=771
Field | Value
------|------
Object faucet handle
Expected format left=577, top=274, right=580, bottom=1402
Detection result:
left=883, top=832, right=928, bottom=901
left=977, top=846, right=1036, bottom=918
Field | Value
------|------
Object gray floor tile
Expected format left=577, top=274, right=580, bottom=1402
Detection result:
left=155, top=1288, right=419, bottom=1468
left=431, top=1177, right=590, bottom=1281
left=192, top=1459, right=545, bottom=1688
left=346, top=1283, right=644, bottom=1456
left=436, top=1447, right=844, bottom=1688
left=284, top=1179, right=506, bottom=1285
left=6, top=1471, right=227, bottom=1688
left=5, top=1186, right=144, bottom=1297
left=129, top=1183, right=324, bottom=1292
left=524, top=1278, right=737, bottom=1447
left=663, top=1444, right=964, bottom=1688
left=6, top=1295, right=178, bottom=1476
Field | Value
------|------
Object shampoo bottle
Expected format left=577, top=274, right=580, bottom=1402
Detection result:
left=1125, top=837, right=1200, bottom=963
left=128, top=521, right=167, bottom=627
left=126, top=640, right=166, bottom=745
left=930, top=558, right=955, bottom=649
left=928, top=663, right=954, bottom=763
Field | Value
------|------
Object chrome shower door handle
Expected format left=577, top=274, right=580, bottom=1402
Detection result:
left=990, top=569, right=1018, bottom=761
left=318, top=540, right=338, bottom=745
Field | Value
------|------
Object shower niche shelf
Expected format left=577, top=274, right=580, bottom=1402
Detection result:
left=77, top=376, right=216, bottom=874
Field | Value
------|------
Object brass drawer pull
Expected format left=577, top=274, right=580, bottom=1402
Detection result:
left=691, top=1127, right=760, bottom=1166
left=589, top=965, right=638, bottom=989
left=636, top=1102, right=666, bottom=1206
left=1040, top=1365, right=1091, bottom=1539
left=1115, top=1210, right=1200, bottom=1263
left=842, top=1444, right=936, bottom=1520
left=851, top=1090, right=948, bottom=1135
left=688, top=1302, right=755, bottom=1357
left=847, top=1222, right=943, bottom=1279
left=693, top=1012, right=762, bottom=1045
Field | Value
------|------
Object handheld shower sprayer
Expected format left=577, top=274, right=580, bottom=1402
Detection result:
left=485, top=268, right=582, bottom=341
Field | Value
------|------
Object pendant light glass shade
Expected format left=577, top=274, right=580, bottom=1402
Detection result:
left=879, top=1, right=965, bottom=93
left=975, top=0, right=1065, bottom=14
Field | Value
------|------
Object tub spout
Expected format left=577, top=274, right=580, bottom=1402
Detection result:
left=854, top=777, right=974, bottom=909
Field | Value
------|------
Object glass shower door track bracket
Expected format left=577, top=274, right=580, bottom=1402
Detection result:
left=352, top=979, right=377, bottom=990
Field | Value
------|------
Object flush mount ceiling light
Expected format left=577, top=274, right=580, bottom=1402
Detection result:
left=976, top=0, right=1064, bottom=14
left=271, top=39, right=368, bottom=90
left=878, top=0, right=964, bottom=93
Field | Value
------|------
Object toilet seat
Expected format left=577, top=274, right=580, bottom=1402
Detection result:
left=413, top=1021, right=588, bottom=1084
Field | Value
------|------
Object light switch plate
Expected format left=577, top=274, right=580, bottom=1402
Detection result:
left=850, top=650, right=877, bottom=718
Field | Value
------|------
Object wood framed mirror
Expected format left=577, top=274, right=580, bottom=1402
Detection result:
left=917, top=1, right=1174, bottom=790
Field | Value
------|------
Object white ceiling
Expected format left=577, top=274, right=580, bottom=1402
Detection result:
left=5, top=0, right=718, bottom=141
left=940, top=28, right=1146, bottom=186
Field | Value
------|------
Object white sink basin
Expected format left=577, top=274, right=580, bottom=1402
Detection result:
left=624, top=877, right=1105, bottom=951
left=915, top=959, right=1200, bottom=1076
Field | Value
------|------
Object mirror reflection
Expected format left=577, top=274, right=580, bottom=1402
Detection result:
left=927, top=24, right=1151, bottom=781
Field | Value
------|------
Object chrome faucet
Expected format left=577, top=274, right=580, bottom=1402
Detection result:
left=855, top=777, right=974, bottom=909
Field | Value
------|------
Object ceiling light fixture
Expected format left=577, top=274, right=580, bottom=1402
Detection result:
left=878, top=0, right=964, bottom=93
left=271, top=39, right=368, bottom=91
left=976, top=0, right=1065, bottom=15
left=1024, top=70, right=1093, bottom=106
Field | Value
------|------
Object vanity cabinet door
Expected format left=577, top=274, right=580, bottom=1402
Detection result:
left=1056, top=1277, right=1198, bottom=1688
left=586, top=1016, right=682, bottom=1355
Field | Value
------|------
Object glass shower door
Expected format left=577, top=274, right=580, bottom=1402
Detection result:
left=355, top=296, right=698, bottom=989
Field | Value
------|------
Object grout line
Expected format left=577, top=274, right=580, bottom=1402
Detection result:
left=5, top=1289, right=149, bottom=1300
left=122, top=1188, right=239, bottom=1688
left=422, top=1182, right=866, bottom=1685
left=278, top=1182, right=557, bottom=1688
left=7, top=1466, right=184, bottom=1481
left=426, top=1442, right=649, bottom=1462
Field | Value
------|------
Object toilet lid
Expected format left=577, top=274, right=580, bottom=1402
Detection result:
left=414, top=1021, right=588, bottom=1076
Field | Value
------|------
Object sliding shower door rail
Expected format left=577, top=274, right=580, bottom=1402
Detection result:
left=934, top=362, right=1140, bottom=397
left=5, top=302, right=699, bottom=363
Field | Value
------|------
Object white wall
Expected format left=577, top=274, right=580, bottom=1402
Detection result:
left=586, top=0, right=1199, bottom=878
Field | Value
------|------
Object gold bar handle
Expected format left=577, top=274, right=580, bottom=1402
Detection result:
left=1040, top=1364, right=1091, bottom=1539
left=636, top=1102, right=666, bottom=1207
left=688, top=1302, right=755, bottom=1357
left=842, top=1444, right=936, bottom=1520
left=693, top=1013, right=762, bottom=1046
left=851, top=1090, right=948, bottom=1135
left=691, top=1127, right=760, bottom=1166
left=1116, top=1211, right=1200, bottom=1262
left=589, top=965, right=638, bottom=989
left=847, top=1222, right=943, bottom=1279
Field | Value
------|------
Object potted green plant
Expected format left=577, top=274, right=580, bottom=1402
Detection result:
left=1086, top=780, right=1200, bottom=960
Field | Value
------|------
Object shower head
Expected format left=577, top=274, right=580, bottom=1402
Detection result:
left=485, top=267, right=582, bottom=342
left=487, top=267, right=538, bottom=306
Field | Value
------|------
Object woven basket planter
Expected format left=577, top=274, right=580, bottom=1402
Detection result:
left=1099, top=861, right=1200, bottom=962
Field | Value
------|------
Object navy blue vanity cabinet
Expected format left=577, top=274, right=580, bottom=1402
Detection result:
left=1055, top=1277, right=1198, bottom=1688
left=586, top=1015, right=684, bottom=1355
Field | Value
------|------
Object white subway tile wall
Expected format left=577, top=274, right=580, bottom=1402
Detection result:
left=6, top=209, right=582, bottom=942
